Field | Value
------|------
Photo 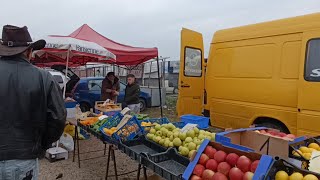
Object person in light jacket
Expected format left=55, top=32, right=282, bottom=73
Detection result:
left=124, top=74, right=141, bottom=114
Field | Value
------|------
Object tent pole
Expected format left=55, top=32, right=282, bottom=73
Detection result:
left=63, top=46, right=71, bottom=99
left=156, top=56, right=163, bottom=117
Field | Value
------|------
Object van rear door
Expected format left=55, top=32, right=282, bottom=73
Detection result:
left=177, top=28, right=205, bottom=116
left=297, top=31, right=320, bottom=136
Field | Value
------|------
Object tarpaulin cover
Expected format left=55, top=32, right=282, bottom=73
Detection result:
left=68, top=24, right=158, bottom=65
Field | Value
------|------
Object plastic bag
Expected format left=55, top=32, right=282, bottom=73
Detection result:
left=59, top=133, right=74, bottom=151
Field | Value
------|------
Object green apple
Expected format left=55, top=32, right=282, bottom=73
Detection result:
left=164, top=139, right=170, bottom=147
left=178, top=146, right=183, bottom=151
left=146, top=133, right=154, bottom=140
left=199, top=130, right=205, bottom=135
left=179, top=132, right=187, bottom=141
left=160, top=127, right=168, bottom=136
left=150, top=128, right=156, bottom=134
left=205, top=131, right=211, bottom=136
left=193, top=127, right=200, bottom=134
left=173, top=138, right=182, bottom=147
left=169, top=135, right=174, bottom=141
left=184, top=143, right=189, bottom=148
left=188, top=142, right=197, bottom=151
left=167, top=123, right=176, bottom=131
left=210, top=133, right=216, bottom=141
left=169, top=142, right=174, bottom=147
left=180, top=147, right=189, bottom=156
left=196, top=145, right=200, bottom=150
left=156, top=131, right=162, bottom=137
left=188, top=150, right=196, bottom=158
left=166, top=131, right=173, bottom=138
left=198, top=134, right=205, bottom=140
left=173, top=132, right=180, bottom=138
left=155, top=124, right=161, bottom=131
left=159, top=139, right=165, bottom=145
left=161, top=124, right=168, bottom=129
left=194, top=139, right=202, bottom=145
left=186, top=130, right=195, bottom=138
left=185, top=137, right=193, bottom=143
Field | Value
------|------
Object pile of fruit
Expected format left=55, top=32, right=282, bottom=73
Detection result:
left=275, top=171, right=318, bottom=180
left=141, top=122, right=156, bottom=127
left=103, top=127, right=118, bottom=136
left=255, top=129, right=296, bottom=140
left=136, top=114, right=149, bottom=120
left=80, top=117, right=99, bottom=126
left=292, top=143, right=320, bottom=160
left=90, top=118, right=109, bottom=132
left=146, top=123, right=215, bottom=157
left=191, top=146, right=260, bottom=180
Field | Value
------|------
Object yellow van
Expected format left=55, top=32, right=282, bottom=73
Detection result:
left=177, top=13, right=320, bottom=136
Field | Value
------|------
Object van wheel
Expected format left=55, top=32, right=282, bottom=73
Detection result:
left=139, top=98, right=146, bottom=112
left=80, top=102, right=91, bottom=112
left=257, top=122, right=289, bottom=134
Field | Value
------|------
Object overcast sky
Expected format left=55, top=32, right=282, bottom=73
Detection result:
left=1, top=0, right=320, bottom=60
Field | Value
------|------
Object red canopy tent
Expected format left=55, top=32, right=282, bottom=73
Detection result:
left=68, top=24, right=158, bottom=66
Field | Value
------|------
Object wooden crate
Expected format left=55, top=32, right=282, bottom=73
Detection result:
left=94, top=101, right=122, bottom=112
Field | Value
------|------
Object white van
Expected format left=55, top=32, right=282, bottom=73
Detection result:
left=48, top=69, right=69, bottom=89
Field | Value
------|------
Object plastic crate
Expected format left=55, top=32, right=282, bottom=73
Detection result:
left=141, top=148, right=190, bottom=180
left=65, top=101, right=77, bottom=108
left=263, top=158, right=320, bottom=180
left=180, top=115, right=209, bottom=129
left=183, top=139, right=274, bottom=180
left=172, top=121, right=185, bottom=129
left=288, top=136, right=320, bottom=169
left=99, top=112, right=124, bottom=143
left=117, top=135, right=167, bottom=162
left=139, top=117, right=170, bottom=131
left=113, top=116, right=144, bottom=142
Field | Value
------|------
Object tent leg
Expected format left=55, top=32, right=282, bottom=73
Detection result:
left=156, top=57, right=163, bottom=118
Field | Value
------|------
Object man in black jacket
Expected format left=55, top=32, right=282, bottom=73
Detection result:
left=124, top=74, right=140, bottom=114
left=0, top=25, right=66, bottom=179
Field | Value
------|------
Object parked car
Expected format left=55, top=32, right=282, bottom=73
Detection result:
left=49, top=64, right=151, bottom=112
left=48, top=69, right=69, bottom=89
left=72, top=77, right=152, bottom=112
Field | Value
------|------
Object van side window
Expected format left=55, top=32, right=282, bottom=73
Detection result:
left=53, top=75, right=63, bottom=84
left=88, top=80, right=102, bottom=91
left=305, top=39, right=320, bottom=81
left=184, top=47, right=202, bottom=77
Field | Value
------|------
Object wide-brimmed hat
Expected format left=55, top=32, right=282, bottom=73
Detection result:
left=0, top=25, right=46, bottom=56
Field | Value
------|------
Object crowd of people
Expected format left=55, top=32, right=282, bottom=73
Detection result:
left=0, top=24, right=141, bottom=179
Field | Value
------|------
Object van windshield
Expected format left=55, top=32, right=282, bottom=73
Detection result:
left=305, top=39, right=320, bottom=81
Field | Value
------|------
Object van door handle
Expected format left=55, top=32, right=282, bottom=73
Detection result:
left=298, top=109, right=301, bottom=112
left=181, top=85, right=190, bottom=88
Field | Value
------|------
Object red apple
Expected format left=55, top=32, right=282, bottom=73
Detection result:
left=226, top=153, right=240, bottom=167
left=250, top=160, right=259, bottom=173
left=236, top=156, right=252, bottom=173
left=229, top=167, right=244, bottom=180
left=199, top=154, right=209, bottom=166
left=190, top=175, right=202, bottom=180
left=206, top=159, right=218, bottom=171
left=214, top=150, right=227, bottom=163
left=243, top=172, right=254, bottom=180
left=212, top=172, right=228, bottom=180
left=204, top=146, right=217, bottom=159
left=193, top=164, right=205, bottom=177
left=278, top=132, right=287, bottom=137
left=202, top=169, right=215, bottom=180
left=217, top=162, right=231, bottom=176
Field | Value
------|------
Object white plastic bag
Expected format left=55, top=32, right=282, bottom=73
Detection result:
left=59, top=133, right=74, bottom=151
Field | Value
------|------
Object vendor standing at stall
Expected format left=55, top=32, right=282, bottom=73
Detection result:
left=124, top=74, right=141, bottom=114
left=101, top=72, right=120, bottom=102
left=0, top=25, right=66, bottom=179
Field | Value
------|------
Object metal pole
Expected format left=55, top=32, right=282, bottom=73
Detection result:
left=156, top=57, right=163, bottom=117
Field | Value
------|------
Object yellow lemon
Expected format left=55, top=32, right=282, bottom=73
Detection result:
left=289, top=172, right=304, bottom=180
left=300, top=146, right=312, bottom=153
left=308, top=143, right=320, bottom=149
left=303, top=153, right=312, bottom=160
left=292, top=150, right=302, bottom=157
left=309, top=148, right=317, bottom=153
left=276, top=171, right=289, bottom=180
left=303, top=174, right=318, bottom=180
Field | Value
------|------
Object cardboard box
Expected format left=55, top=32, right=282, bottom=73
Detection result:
left=216, top=127, right=290, bottom=159
left=95, top=101, right=122, bottom=112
